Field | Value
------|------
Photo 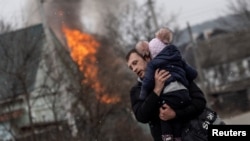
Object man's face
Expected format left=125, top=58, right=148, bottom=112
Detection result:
left=127, top=52, right=148, bottom=78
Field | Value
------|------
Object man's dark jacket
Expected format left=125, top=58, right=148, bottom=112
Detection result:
left=130, top=80, right=206, bottom=141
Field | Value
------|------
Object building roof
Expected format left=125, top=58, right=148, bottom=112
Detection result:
left=197, top=30, right=250, bottom=68
left=0, top=24, right=45, bottom=100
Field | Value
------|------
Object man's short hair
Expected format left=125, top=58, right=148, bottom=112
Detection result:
left=125, top=48, right=145, bottom=62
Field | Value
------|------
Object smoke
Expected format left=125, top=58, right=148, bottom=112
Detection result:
left=44, top=0, right=127, bottom=34
left=25, top=0, right=129, bottom=42
left=19, top=0, right=41, bottom=27
left=44, top=0, right=83, bottom=30
left=80, top=0, right=128, bottom=34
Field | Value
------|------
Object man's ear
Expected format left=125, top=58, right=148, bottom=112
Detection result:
left=144, top=53, right=151, bottom=62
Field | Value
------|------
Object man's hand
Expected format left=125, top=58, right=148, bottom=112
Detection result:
left=159, top=104, right=176, bottom=121
left=153, top=69, right=171, bottom=96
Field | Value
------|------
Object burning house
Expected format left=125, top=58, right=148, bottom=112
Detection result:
left=0, top=24, right=45, bottom=140
left=0, top=22, right=124, bottom=141
left=0, top=22, right=81, bottom=140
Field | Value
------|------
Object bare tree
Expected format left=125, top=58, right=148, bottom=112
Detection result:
left=0, top=20, right=80, bottom=141
left=221, top=0, right=250, bottom=30
left=59, top=25, right=149, bottom=140
left=0, top=22, right=44, bottom=141
left=103, top=0, right=179, bottom=52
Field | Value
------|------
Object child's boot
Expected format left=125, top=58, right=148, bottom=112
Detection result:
left=174, top=137, right=182, bottom=141
left=162, top=134, right=173, bottom=141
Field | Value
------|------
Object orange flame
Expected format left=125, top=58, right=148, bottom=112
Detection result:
left=62, top=26, right=120, bottom=104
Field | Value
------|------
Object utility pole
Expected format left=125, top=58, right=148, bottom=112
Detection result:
left=147, top=0, right=159, bottom=29
left=186, top=22, right=208, bottom=101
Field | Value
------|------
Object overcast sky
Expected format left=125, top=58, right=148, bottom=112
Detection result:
left=0, top=0, right=238, bottom=30
left=143, top=0, right=237, bottom=29
left=0, top=0, right=26, bottom=25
